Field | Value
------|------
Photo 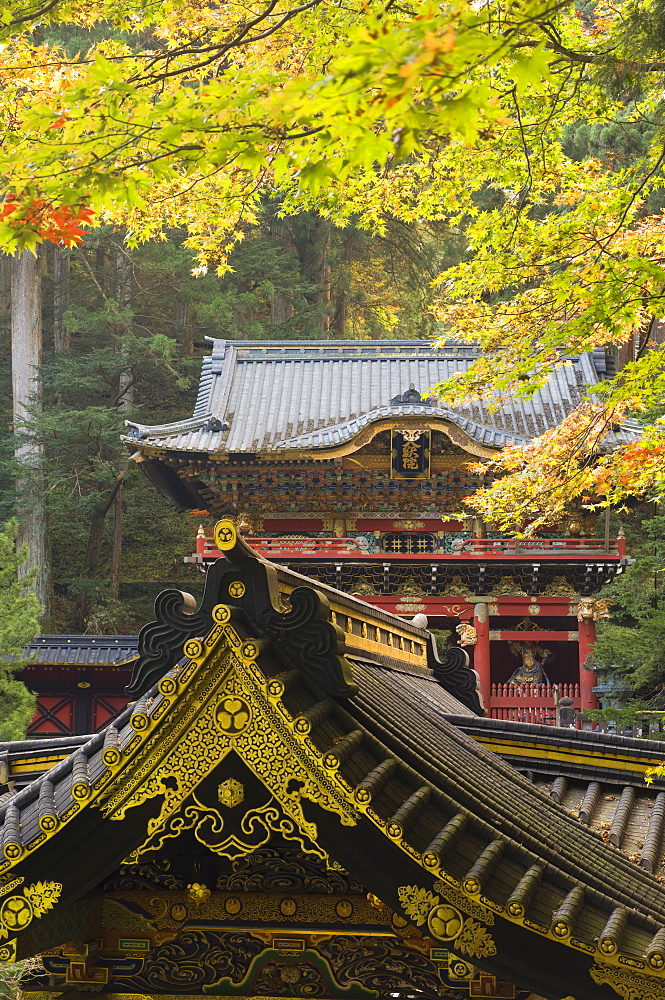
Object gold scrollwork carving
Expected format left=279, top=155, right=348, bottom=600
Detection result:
left=134, top=791, right=320, bottom=861
left=94, top=627, right=357, bottom=867
left=590, top=961, right=665, bottom=999
left=397, top=885, right=497, bottom=960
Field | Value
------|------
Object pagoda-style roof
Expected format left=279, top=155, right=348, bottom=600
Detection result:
left=123, top=339, right=639, bottom=461
left=25, top=635, right=138, bottom=668
left=1, top=524, right=664, bottom=1000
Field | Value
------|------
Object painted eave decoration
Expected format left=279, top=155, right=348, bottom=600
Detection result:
left=1, top=524, right=665, bottom=1000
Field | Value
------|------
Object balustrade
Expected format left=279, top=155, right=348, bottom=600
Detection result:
left=193, top=532, right=623, bottom=561
left=488, top=682, right=581, bottom=727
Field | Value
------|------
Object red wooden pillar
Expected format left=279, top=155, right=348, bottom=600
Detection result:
left=579, top=617, right=599, bottom=711
left=473, top=602, right=491, bottom=712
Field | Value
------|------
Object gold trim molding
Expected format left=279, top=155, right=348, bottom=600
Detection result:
left=270, top=417, right=498, bottom=461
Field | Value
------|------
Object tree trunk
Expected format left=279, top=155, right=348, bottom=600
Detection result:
left=11, top=250, right=51, bottom=620
left=95, top=244, right=107, bottom=295
left=333, top=229, right=353, bottom=338
left=114, top=250, right=134, bottom=412
left=74, top=473, right=125, bottom=626
left=0, top=257, right=11, bottom=327
left=295, top=214, right=331, bottom=333
left=53, top=246, right=71, bottom=352
left=271, top=289, right=294, bottom=325
left=178, top=299, right=194, bottom=355
left=319, top=221, right=331, bottom=333
left=270, top=218, right=295, bottom=325
left=75, top=503, right=106, bottom=626
left=110, top=476, right=124, bottom=599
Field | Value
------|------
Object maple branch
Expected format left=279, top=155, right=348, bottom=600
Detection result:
left=74, top=246, right=108, bottom=301
left=131, top=0, right=322, bottom=87
left=513, top=33, right=665, bottom=73
left=7, top=0, right=61, bottom=26
left=122, top=144, right=203, bottom=169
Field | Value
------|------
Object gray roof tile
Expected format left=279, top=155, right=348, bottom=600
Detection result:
left=124, top=339, right=640, bottom=455
left=24, top=635, right=138, bottom=667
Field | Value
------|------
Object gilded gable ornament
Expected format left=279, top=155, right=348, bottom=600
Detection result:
left=395, top=577, right=427, bottom=596
left=218, top=779, right=244, bottom=808
left=443, top=574, right=471, bottom=597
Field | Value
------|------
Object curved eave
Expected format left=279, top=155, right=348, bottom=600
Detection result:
left=122, top=410, right=514, bottom=462
left=271, top=405, right=522, bottom=458
left=2, top=537, right=665, bottom=998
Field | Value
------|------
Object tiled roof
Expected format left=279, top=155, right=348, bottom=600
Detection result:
left=123, top=339, right=641, bottom=455
left=4, top=529, right=665, bottom=995
left=448, top=715, right=665, bottom=789
left=24, top=635, right=138, bottom=667
left=448, top=716, right=665, bottom=873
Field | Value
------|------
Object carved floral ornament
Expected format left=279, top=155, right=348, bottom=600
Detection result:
left=0, top=877, right=61, bottom=961
left=590, top=961, right=665, bottom=1000
left=397, top=885, right=497, bottom=960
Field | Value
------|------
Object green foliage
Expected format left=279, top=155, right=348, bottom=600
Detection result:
left=584, top=704, right=665, bottom=737
left=0, top=519, right=39, bottom=741
left=592, top=512, right=665, bottom=700
left=0, top=207, right=456, bottom=632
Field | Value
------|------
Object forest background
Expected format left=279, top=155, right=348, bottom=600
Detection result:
left=4, top=0, right=665, bottom=734
left=0, top=209, right=460, bottom=636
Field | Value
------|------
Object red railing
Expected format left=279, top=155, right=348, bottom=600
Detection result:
left=462, top=538, right=624, bottom=557
left=488, top=682, right=581, bottom=726
left=194, top=534, right=365, bottom=559
left=192, top=533, right=625, bottom=561
left=246, top=536, right=364, bottom=556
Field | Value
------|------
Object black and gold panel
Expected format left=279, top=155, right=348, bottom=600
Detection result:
left=391, top=430, right=431, bottom=480
left=29, top=915, right=538, bottom=999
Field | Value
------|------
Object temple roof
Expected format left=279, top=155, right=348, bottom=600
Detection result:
left=1, top=524, right=664, bottom=999
left=24, top=635, right=138, bottom=668
left=123, top=339, right=640, bottom=459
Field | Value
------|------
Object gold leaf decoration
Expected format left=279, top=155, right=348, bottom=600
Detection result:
left=0, top=938, right=16, bottom=963
left=397, top=885, right=440, bottom=926
left=0, top=880, right=62, bottom=941
left=431, top=880, right=495, bottom=925
left=218, top=778, right=244, bottom=808
left=186, top=883, right=211, bottom=906
left=456, top=917, right=497, bottom=958
left=590, top=962, right=665, bottom=1000
left=23, top=881, right=62, bottom=918
left=398, top=884, right=498, bottom=960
